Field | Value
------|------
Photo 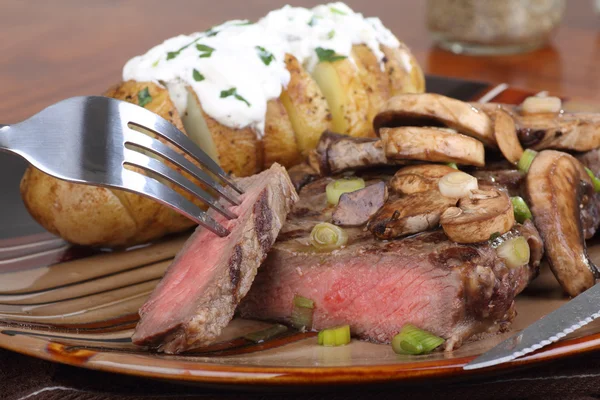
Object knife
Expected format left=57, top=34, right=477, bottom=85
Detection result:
left=463, top=283, right=600, bottom=370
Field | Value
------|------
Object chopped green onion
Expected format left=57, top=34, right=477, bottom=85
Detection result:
left=585, top=167, right=600, bottom=192
left=243, top=324, right=288, bottom=343
left=517, top=149, right=538, bottom=173
left=446, top=162, right=458, bottom=169
left=196, top=43, right=215, bottom=58
left=496, top=236, right=530, bottom=269
left=392, top=324, right=444, bottom=355
left=438, top=171, right=478, bottom=198
left=310, top=223, right=348, bottom=250
left=318, top=325, right=351, bottom=347
left=326, top=177, right=365, bottom=205
left=293, top=295, right=314, bottom=309
left=327, top=30, right=335, bottom=39
left=256, top=46, right=275, bottom=66
left=511, top=196, right=532, bottom=223
left=329, top=6, right=347, bottom=15
left=291, top=295, right=314, bottom=330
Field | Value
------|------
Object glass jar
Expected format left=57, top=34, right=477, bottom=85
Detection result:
left=427, top=0, right=566, bottom=55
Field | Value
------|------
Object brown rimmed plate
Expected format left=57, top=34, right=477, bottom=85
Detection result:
left=1, top=76, right=600, bottom=387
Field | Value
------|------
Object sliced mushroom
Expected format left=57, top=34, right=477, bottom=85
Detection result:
left=332, top=182, right=388, bottom=226
left=374, top=93, right=496, bottom=147
left=476, top=102, right=600, bottom=152
left=368, top=190, right=457, bottom=239
left=313, top=131, right=401, bottom=175
left=526, top=150, right=598, bottom=296
left=390, top=164, right=457, bottom=194
left=494, top=107, right=524, bottom=165
left=380, top=127, right=485, bottom=167
left=440, top=187, right=515, bottom=244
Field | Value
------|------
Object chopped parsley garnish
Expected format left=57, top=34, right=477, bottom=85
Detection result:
left=205, top=27, right=219, bottom=37
left=167, top=37, right=201, bottom=60
left=327, top=30, right=335, bottom=39
left=192, top=69, right=205, bottom=82
left=196, top=44, right=215, bottom=58
left=308, top=16, right=318, bottom=26
left=151, top=59, right=160, bottom=67
left=220, top=87, right=251, bottom=107
left=256, top=46, right=274, bottom=66
left=330, top=6, right=347, bottom=15
left=137, top=87, right=152, bottom=107
left=315, top=47, right=346, bottom=63
left=235, top=20, right=254, bottom=26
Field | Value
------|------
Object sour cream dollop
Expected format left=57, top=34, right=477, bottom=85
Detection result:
left=123, top=2, right=401, bottom=135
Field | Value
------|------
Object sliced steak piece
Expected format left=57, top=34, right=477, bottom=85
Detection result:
left=132, top=164, right=298, bottom=353
left=332, top=181, right=387, bottom=226
left=239, top=178, right=543, bottom=350
left=286, top=163, right=319, bottom=192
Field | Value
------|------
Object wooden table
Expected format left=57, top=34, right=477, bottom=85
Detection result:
left=1, top=0, right=599, bottom=124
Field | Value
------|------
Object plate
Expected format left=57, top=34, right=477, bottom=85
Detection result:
left=2, top=76, right=600, bottom=387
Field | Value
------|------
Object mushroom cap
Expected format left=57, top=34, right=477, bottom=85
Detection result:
left=380, top=127, right=485, bottom=167
left=526, top=150, right=597, bottom=296
left=390, top=164, right=457, bottom=194
left=494, top=107, right=524, bottom=165
left=440, top=187, right=515, bottom=244
left=374, top=93, right=496, bottom=147
left=368, top=190, right=457, bottom=239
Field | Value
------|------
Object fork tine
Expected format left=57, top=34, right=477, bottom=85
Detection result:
left=123, top=129, right=241, bottom=206
left=123, top=149, right=238, bottom=220
left=117, top=169, right=229, bottom=237
left=122, top=103, right=243, bottom=194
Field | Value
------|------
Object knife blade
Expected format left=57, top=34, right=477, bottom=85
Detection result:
left=464, top=283, right=600, bottom=370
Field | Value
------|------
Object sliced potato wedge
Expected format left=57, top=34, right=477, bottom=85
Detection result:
left=381, top=44, right=425, bottom=95
left=312, top=56, right=371, bottom=137
left=352, top=44, right=390, bottom=134
left=440, top=187, right=514, bottom=244
left=374, top=93, right=496, bottom=147
left=390, top=164, right=457, bottom=194
left=380, top=126, right=485, bottom=166
left=183, top=88, right=260, bottom=177
left=280, top=54, right=332, bottom=156
left=494, top=107, right=524, bottom=165
left=262, top=98, right=302, bottom=168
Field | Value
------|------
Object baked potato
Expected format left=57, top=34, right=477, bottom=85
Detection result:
left=311, top=54, right=371, bottom=138
left=352, top=44, right=390, bottom=137
left=20, top=81, right=201, bottom=247
left=183, top=88, right=262, bottom=177
left=381, top=43, right=425, bottom=95
left=279, top=54, right=332, bottom=158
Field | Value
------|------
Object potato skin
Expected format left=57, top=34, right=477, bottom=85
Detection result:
left=263, top=98, right=303, bottom=168
left=352, top=44, right=390, bottom=137
left=186, top=90, right=261, bottom=177
left=20, top=81, right=196, bottom=247
left=382, top=44, right=425, bottom=95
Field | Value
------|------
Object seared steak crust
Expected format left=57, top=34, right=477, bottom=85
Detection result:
left=132, top=164, right=298, bottom=353
left=239, top=177, right=543, bottom=350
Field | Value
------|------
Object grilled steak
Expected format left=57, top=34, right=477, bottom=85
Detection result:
left=239, top=177, right=543, bottom=350
left=132, top=164, right=298, bottom=353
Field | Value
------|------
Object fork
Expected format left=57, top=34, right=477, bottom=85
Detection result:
left=0, top=96, right=243, bottom=237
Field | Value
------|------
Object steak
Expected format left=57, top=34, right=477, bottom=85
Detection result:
left=238, top=178, right=543, bottom=350
left=132, top=164, right=298, bottom=353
